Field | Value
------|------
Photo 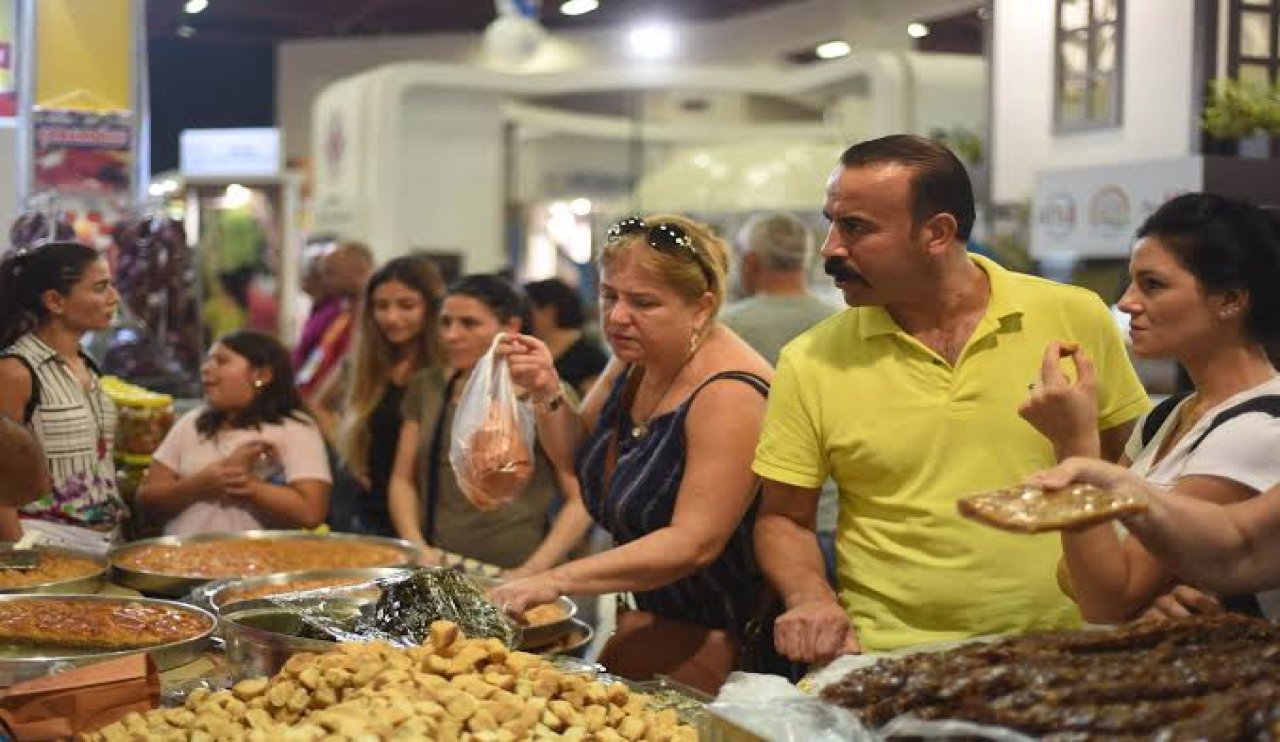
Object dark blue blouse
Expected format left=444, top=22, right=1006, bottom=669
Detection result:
left=575, top=369, right=768, bottom=632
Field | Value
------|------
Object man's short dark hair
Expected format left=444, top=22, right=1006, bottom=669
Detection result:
left=839, top=134, right=975, bottom=241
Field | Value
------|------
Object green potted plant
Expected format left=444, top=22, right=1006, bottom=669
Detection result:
left=1202, top=78, right=1280, bottom=155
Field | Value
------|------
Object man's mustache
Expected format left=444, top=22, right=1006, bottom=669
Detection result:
left=824, top=257, right=860, bottom=282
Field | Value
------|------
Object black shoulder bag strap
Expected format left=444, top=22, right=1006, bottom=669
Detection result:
left=424, top=371, right=462, bottom=546
left=0, top=354, right=41, bottom=424
left=1141, top=392, right=1191, bottom=448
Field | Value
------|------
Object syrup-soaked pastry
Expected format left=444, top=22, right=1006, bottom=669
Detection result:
left=957, top=483, right=1148, bottom=533
left=0, top=548, right=99, bottom=589
left=821, top=614, right=1280, bottom=737
left=115, top=538, right=409, bottom=579
left=0, top=598, right=211, bottom=649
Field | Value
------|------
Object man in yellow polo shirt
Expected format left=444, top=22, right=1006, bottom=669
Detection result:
left=753, top=135, right=1149, bottom=659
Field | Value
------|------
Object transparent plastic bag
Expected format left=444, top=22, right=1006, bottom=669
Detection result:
left=449, top=333, right=536, bottom=510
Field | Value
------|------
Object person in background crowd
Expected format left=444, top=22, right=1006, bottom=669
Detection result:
left=387, top=275, right=592, bottom=573
left=493, top=215, right=774, bottom=693
left=1020, top=193, right=1280, bottom=622
left=292, top=242, right=337, bottom=367
left=752, top=135, right=1149, bottom=662
left=720, top=212, right=840, bottom=582
left=0, top=242, right=124, bottom=555
left=296, top=241, right=374, bottom=432
left=0, top=414, right=49, bottom=508
left=137, top=331, right=331, bottom=535
left=336, top=254, right=445, bottom=536
left=524, top=278, right=608, bottom=397
left=1031, top=457, right=1280, bottom=599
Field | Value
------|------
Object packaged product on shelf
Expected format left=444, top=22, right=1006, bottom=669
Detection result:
left=101, top=376, right=175, bottom=457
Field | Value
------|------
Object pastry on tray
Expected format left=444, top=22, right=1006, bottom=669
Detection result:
left=0, top=599, right=211, bottom=650
left=958, top=483, right=1148, bottom=533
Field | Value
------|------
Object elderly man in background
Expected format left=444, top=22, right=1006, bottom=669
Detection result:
left=720, top=213, right=840, bottom=581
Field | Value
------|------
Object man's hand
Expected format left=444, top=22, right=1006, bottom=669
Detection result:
left=1018, top=342, right=1100, bottom=458
left=1137, top=585, right=1223, bottom=622
left=773, top=596, right=859, bottom=664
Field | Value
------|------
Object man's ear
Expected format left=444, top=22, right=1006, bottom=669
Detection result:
left=917, top=212, right=961, bottom=256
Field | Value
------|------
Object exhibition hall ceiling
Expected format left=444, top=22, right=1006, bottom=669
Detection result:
left=147, top=0, right=813, bottom=44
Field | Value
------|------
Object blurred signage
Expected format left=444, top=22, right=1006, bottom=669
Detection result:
left=33, top=108, right=131, bottom=196
left=0, top=0, right=13, bottom=117
left=180, top=127, right=280, bottom=178
left=1031, top=157, right=1202, bottom=258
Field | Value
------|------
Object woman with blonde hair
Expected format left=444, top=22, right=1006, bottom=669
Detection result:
left=494, top=215, right=774, bottom=693
left=337, top=254, right=444, bottom=536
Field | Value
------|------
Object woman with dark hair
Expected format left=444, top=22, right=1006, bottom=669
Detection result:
left=0, top=242, right=123, bottom=553
left=387, top=274, right=592, bottom=572
left=137, top=331, right=331, bottom=535
left=336, top=254, right=444, bottom=535
left=524, top=278, right=607, bottom=396
left=1021, top=192, right=1280, bottom=623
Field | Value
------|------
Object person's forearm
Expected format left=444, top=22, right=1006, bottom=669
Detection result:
left=244, top=482, right=327, bottom=528
left=754, top=512, right=835, bottom=608
left=0, top=507, right=21, bottom=541
left=137, top=475, right=213, bottom=517
left=531, top=401, right=589, bottom=474
left=1060, top=525, right=1145, bottom=622
left=1126, top=493, right=1274, bottom=594
left=544, top=526, right=725, bottom=597
left=516, top=499, right=594, bottom=575
left=387, top=477, right=425, bottom=544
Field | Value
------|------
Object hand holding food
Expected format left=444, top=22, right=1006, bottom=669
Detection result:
left=958, top=481, right=1149, bottom=533
left=1018, top=341, right=1100, bottom=457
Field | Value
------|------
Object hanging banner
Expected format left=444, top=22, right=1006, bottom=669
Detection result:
left=32, top=108, right=131, bottom=196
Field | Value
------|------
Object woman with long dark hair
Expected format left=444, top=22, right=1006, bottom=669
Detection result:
left=0, top=242, right=123, bottom=554
left=337, top=254, right=444, bottom=535
left=136, top=331, right=331, bottom=535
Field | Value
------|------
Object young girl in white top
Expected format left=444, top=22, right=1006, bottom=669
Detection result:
left=1021, top=192, right=1280, bottom=622
left=138, top=331, right=332, bottom=535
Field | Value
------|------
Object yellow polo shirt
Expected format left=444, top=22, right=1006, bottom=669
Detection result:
left=753, top=255, right=1149, bottom=652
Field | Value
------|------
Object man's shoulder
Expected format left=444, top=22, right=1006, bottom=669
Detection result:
left=1004, top=269, right=1107, bottom=309
left=778, top=308, right=858, bottom=359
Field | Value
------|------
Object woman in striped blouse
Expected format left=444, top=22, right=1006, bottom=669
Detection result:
left=0, top=242, right=124, bottom=555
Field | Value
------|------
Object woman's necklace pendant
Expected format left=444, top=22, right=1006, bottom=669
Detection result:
left=630, top=422, right=648, bottom=439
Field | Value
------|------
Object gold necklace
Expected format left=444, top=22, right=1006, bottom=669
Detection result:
left=629, top=342, right=702, bottom=439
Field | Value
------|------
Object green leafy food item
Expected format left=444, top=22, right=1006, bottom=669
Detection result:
left=369, top=567, right=519, bottom=648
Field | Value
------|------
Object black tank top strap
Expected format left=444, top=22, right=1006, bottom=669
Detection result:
left=686, top=370, right=769, bottom=404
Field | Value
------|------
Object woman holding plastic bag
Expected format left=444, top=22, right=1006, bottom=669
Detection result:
left=386, top=274, right=593, bottom=572
left=492, top=215, right=776, bottom=694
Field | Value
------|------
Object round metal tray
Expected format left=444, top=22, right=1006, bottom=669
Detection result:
left=469, top=575, right=578, bottom=649
left=108, top=530, right=423, bottom=597
left=219, top=597, right=371, bottom=680
left=528, top=618, right=593, bottom=657
left=205, top=567, right=414, bottom=614
left=0, top=546, right=107, bottom=595
left=0, top=594, right=216, bottom=686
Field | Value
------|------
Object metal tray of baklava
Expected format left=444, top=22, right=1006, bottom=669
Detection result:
left=0, top=594, right=216, bottom=686
left=108, top=530, right=422, bottom=597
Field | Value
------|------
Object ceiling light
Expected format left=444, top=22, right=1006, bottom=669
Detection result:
left=907, top=22, right=930, bottom=39
left=628, top=22, right=676, bottom=59
left=570, top=198, right=592, bottom=216
left=184, top=0, right=208, bottom=14
left=176, top=24, right=196, bottom=38
left=815, top=40, right=851, bottom=60
left=560, top=0, right=599, bottom=16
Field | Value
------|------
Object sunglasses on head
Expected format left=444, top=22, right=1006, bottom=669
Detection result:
left=606, top=216, right=715, bottom=289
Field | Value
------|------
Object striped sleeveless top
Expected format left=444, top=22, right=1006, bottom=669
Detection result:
left=1, top=334, right=124, bottom=528
left=576, top=368, right=768, bottom=632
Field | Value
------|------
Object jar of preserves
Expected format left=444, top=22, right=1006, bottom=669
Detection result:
left=115, top=453, right=161, bottom=541
left=101, top=376, right=175, bottom=457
